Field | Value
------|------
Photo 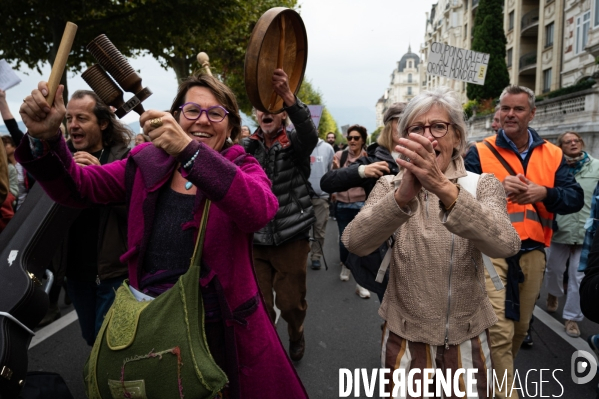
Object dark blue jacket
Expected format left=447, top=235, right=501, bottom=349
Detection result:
left=464, top=128, right=583, bottom=250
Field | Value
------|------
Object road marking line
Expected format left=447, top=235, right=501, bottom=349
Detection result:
left=533, top=305, right=598, bottom=362
left=29, top=310, right=78, bottom=349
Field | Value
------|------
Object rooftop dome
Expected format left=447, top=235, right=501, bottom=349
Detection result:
left=398, top=45, right=420, bottom=72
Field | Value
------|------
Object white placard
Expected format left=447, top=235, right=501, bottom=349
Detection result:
left=286, top=104, right=324, bottom=132
left=427, top=42, right=489, bottom=86
left=0, top=60, right=21, bottom=91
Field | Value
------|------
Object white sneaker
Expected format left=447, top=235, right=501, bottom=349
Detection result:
left=340, top=264, right=351, bottom=281
left=356, top=284, right=370, bottom=299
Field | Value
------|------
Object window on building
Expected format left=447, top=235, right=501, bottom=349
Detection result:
left=408, top=60, right=413, bottom=68
left=543, top=68, right=552, bottom=93
left=464, top=24, right=468, bottom=38
left=545, top=22, right=554, bottom=47
left=508, top=11, right=514, bottom=31
left=407, top=87, right=412, bottom=95
left=595, top=0, right=599, bottom=27
left=408, top=74, right=413, bottom=83
left=576, top=11, right=591, bottom=54
left=506, top=48, right=513, bottom=67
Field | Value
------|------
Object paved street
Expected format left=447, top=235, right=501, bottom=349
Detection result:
left=27, top=220, right=599, bottom=398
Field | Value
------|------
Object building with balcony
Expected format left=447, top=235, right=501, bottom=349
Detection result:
left=504, top=0, right=564, bottom=94
left=374, top=47, right=421, bottom=128
left=561, top=0, right=598, bottom=88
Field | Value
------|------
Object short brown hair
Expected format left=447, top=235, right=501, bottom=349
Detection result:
left=347, top=124, right=367, bottom=142
left=170, top=74, right=241, bottom=144
left=500, top=85, right=535, bottom=110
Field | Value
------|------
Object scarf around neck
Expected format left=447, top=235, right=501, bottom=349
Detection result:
left=565, top=151, right=589, bottom=175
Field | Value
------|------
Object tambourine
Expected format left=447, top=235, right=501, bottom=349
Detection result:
left=244, top=7, right=308, bottom=114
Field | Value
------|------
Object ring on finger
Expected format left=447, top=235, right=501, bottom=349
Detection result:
left=149, top=117, right=163, bottom=128
left=23, top=98, right=27, bottom=103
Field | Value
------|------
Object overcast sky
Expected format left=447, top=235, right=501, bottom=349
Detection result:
left=2, top=0, right=435, bottom=134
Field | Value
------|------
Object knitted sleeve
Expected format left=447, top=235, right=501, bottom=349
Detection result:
left=341, top=175, right=418, bottom=256
left=442, top=173, right=521, bottom=258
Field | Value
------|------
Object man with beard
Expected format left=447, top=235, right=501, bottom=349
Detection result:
left=326, top=132, right=339, bottom=152
left=242, top=69, right=318, bottom=361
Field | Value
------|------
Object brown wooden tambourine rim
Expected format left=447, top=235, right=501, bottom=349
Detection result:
left=244, top=7, right=308, bottom=114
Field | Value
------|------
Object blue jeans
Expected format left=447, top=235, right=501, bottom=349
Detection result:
left=335, top=204, right=362, bottom=264
left=66, top=276, right=126, bottom=346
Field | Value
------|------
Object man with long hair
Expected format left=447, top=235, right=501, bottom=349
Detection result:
left=51, top=90, right=132, bottom=344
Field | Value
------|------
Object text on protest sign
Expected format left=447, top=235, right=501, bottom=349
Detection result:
left=427, top=42, right=489, bottom=86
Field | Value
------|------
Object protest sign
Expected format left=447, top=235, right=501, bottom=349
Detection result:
left=287, top=105, right=323, bottom=131
left=0, top=60, right=21, bottom=91
left=427, top=43, right=489, bottom=86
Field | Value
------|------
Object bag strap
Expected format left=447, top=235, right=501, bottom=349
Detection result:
left=375, top=237, right=394, bottom=283
left=483, top=140, right=518, bottom=176
left=482, top=139, right=544, bottom=221
left=456, top=169, right=505, bottom=291
left=190, top=200, right=211, bottom=268
left=340, top=149, right=349, bottom=168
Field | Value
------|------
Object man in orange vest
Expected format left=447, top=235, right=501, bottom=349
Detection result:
left=464, top=85, right=583, bottom=399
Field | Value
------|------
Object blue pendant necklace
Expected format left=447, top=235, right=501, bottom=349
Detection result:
left=185, top=181, right=193, bottom=190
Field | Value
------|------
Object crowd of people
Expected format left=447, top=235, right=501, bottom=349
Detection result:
left=3, top=67, right=599, bottom=398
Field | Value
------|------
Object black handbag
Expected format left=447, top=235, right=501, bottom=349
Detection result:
left=344, top=237, right=393, bottom=298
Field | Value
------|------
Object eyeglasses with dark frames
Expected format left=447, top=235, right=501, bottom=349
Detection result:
left=405, top=121, right=453, bottom=138
left=347, top=135, right=362, bottom=141
left=179, top=102, right=229, bottom=123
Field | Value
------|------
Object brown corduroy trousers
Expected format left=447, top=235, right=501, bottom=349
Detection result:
left=253, top=238, right=310, bottom=342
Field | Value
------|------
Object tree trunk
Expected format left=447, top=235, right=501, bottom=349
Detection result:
left=170, top=56, right=192, bottom=83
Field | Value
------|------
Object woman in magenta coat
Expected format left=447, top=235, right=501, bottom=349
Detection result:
left=17, top=73, right=307, bottom=398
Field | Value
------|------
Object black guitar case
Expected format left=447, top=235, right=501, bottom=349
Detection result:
left=0, top=184, right=80, bottom=399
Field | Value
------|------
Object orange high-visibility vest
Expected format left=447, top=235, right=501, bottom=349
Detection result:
left=476, top=135, right=563, bottom=247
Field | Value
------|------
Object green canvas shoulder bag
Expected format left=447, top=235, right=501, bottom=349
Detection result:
left=84, top=200, right=228, bottom=399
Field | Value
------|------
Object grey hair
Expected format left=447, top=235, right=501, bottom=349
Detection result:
left=500, top=85, right=535, bottom=110
left=397, top=87, right=467, bottom=160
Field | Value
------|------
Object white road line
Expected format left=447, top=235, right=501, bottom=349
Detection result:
left=533, top=305, right=598, bottom=362
left=29, top=310, right=78, bottom=349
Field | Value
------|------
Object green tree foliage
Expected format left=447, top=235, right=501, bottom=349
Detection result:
left=0, top=0, right=296, bottom=110
left=466, top=0, right=510, bottom=102
left=370, top=126, right=382, bottom=144
left=295, top=79, right=339, bottom=138
left=318, top=108, right=339, bottom=139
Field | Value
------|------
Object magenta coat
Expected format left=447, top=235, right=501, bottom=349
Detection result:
left=16, top=136, right=308, bottom=398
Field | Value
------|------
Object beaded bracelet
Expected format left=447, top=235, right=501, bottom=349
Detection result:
left=183, top=149, right=200, bottom=170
